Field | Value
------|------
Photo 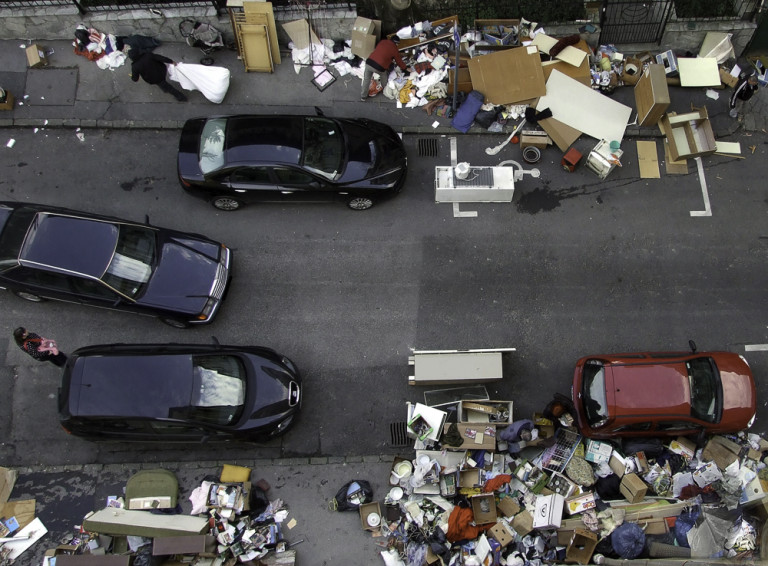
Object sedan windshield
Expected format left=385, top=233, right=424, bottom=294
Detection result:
left=583, top=359, right=609, bottom=426
left=185, top=354, right=247, bottom=425
left=302, top=117, right=344, bottom=179
left=687, top=357, right=721, bottom=423
left=101, top=225, right=155, bottom=298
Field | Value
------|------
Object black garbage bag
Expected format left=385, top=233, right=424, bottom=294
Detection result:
left=675, top=506, right=701, bottom=548
left=330, top=480, right=373, bottom=511
left=622, top=437, right=665, bottom=458
left=133, top=543, right=164, bottom=566
left=595, top=473, right=622, bottom=500
left=474, top=107, right=501, bottom=129
left=611, top=522, right=646, bottom=558
left=250, top=485, right=270, bottom=516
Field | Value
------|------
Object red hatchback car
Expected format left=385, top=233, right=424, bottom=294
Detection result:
left=572, top=343, right=756, bottom=439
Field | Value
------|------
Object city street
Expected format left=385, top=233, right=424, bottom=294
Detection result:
left=1, top=125, right=767, bottom=467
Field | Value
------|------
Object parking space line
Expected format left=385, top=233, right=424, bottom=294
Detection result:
left=745, top=344, right=768, bottom=351
left=690, top=157, right=712, bottom=217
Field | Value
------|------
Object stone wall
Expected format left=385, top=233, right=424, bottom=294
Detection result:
left=0, top=3, right=755, bottom=58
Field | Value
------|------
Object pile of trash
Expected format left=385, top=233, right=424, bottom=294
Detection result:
left=0, top=464, right=298, bottom=565
left=342, top=398, right=768, bottom=565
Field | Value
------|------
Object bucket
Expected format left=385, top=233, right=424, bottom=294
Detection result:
left=609, top=140, right=621, bottom=151
left=522, top=146, right=541, bottom=164
left=455, top=162, right=470, bottom=180
left=390, top=460, right=412, bottom=485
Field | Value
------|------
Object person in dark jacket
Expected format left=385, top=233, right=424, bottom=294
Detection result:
left=360, top=36, right=413, bottom=101
left=729, top=72, right=759, bottom=119
left=13, top=327, right=67, bottom=367
left=130, top=51, right=187, bottom=102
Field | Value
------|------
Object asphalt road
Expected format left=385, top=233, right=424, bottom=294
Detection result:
left=1, top=126, right=767, bottom=467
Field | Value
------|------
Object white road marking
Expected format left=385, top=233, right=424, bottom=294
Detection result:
left=745, top=344, right=768, bottom=351
left=690, top=157, right=712, bottom=217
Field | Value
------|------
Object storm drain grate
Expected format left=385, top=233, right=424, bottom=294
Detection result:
left=417, top=138, right=439, bottom=157
left=390, top=421, right=410, bottom=446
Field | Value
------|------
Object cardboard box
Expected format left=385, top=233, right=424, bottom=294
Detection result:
left=520, top=131, right=550, bottom=150
left=511, top=510, right=533, bottom=535
left=359, top=501, right=382, bottom=531
left=656, top=49, right=678, bottom=75
left=719, top=67, right=739, bottom=88
left=459, top=468, right=482, bottom=489
left=545, top=473, right=576, bottom=498
left=565, top=492, right=596, bottom=515
left=702, top=435, right=741, bottom=470
left=489, top=520, right=515, bottom=547
left=0, top=91, right=14, bottom=111
left=621, top=56, right=644, bottom=85
left=475, top=19, right=520, bottom=47
left=533, top=493, right=565, bottom=529
left=585, top=440, right=613, bottom=464
left=448, top=67, right=473, bottom=94
left=497, top=496, right=520, bottom=517
left=26, top=44, right=48, bottom=68
left=659, top=108, right=717, bottom=161
left=471, top=493, right=497, bottom=524
left=459, top=400, right=513, bottom=427
left=620, top=473, right=648, bottom=503
left=566, top=529, right=599, bottom=565
left=391, top=15, right=457, bottom=51
left=152, top=535, right=216, bottom=556
left=282, top=19, right=320, bottom=51
left=468, top=46, right=546, bottom=105
left=350, top=17, right=382, bottom=60
left=635, top=64, right=670, bottom=126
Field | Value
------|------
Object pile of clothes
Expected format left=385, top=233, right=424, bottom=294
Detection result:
left=73, top=23, right=161, bottom=70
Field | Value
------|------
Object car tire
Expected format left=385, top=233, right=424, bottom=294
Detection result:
left=13, top=290, right=45, bottom=302
left=160, top=317, right=191, bottom=329
left=212, top=197, right=243, bottom=211
left=347, top=196, right=374, bottom=211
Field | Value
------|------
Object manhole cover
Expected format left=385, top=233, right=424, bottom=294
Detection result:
left=389, top=421, right=410, bottom=446
left=417, top=138, right=439, bottom=157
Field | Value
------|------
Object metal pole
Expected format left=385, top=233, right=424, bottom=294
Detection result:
left=452, top=20, right=460, bottom=115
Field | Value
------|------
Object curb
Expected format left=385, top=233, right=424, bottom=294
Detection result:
left=13, top=454, right=395, bottom=476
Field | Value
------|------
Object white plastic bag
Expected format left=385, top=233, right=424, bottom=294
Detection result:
left=167, top=62, right=230, bottom=104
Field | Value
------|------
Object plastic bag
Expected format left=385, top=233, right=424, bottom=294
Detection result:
left=167, top=62, right=230, bottom=104
left=369, top=78, right=383, bottom=97
left=330, top=480, right=373, bottom=511
left=611, top=522, right=645, bottom=558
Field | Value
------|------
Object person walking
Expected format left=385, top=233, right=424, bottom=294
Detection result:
left=129, top=51, right=187, bottom=102
left=13, top=327, right=67, bottom=367
left=729, top=72, right=759, bottom=119
left=360, top=36, right=413, bottom=101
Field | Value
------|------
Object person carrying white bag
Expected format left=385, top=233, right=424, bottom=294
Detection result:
left=167, top=62, right=231, bottom=104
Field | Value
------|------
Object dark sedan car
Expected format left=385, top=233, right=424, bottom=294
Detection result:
left=177, top=112, right=408, bottom=211
left=58, top=342, right=302, bottom=441
left=572, top=343, right=756, bottom=439
left=0, top=202, right=231, bottom=328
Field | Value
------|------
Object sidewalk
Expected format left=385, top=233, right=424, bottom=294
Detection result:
left=1, top=39, right=767, bottom=137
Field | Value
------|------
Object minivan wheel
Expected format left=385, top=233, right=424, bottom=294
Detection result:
left=14, top=290, right=45, bottom=302
left=212, top=197, right=242, bottom=211
left=347, top=196, right=374, bottom=210
left=160, top=317, right=191, bottom=329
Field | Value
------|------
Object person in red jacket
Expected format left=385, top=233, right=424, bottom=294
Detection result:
left=360, top=36, right=413, bottom=101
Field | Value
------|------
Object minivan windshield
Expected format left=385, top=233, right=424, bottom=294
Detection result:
left=583, top=359, right=609, bottom=425
left=687, top=357, right=721, bottom=423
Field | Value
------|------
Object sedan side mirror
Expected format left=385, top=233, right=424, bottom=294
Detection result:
left=689, top=340, right=697, bottom=353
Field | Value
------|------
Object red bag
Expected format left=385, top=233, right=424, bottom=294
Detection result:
left=368, top=79, right=383, bottom=97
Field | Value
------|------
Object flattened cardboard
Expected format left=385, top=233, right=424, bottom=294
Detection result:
left=281, top=19, right=320, bottom=51
left=702, top=435, right=741, bottom=470
left=1, top=499, right=35, bottom=530
left=678, top=57, right=721, bottom=87
left=468, top=46, right=546, bottom=105
left=637, top=140, right=660, bottom=178
left=0, top=467, right=18, bottom=508
left=542, top=57, right=591, bottom=87
left=539, top=117, right=581, bottom=151
left=26, top=44, right=48, bottom=68
left=537, top=70, right=632, bottom=143
left=663, top=139, right=689, bottom=174
left=444, top=422, right=496, bottom=451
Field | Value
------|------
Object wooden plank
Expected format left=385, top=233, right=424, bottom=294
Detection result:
left=663, top=139, right=689, bottom=175
left=242, top=1, right=281, bottom=64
